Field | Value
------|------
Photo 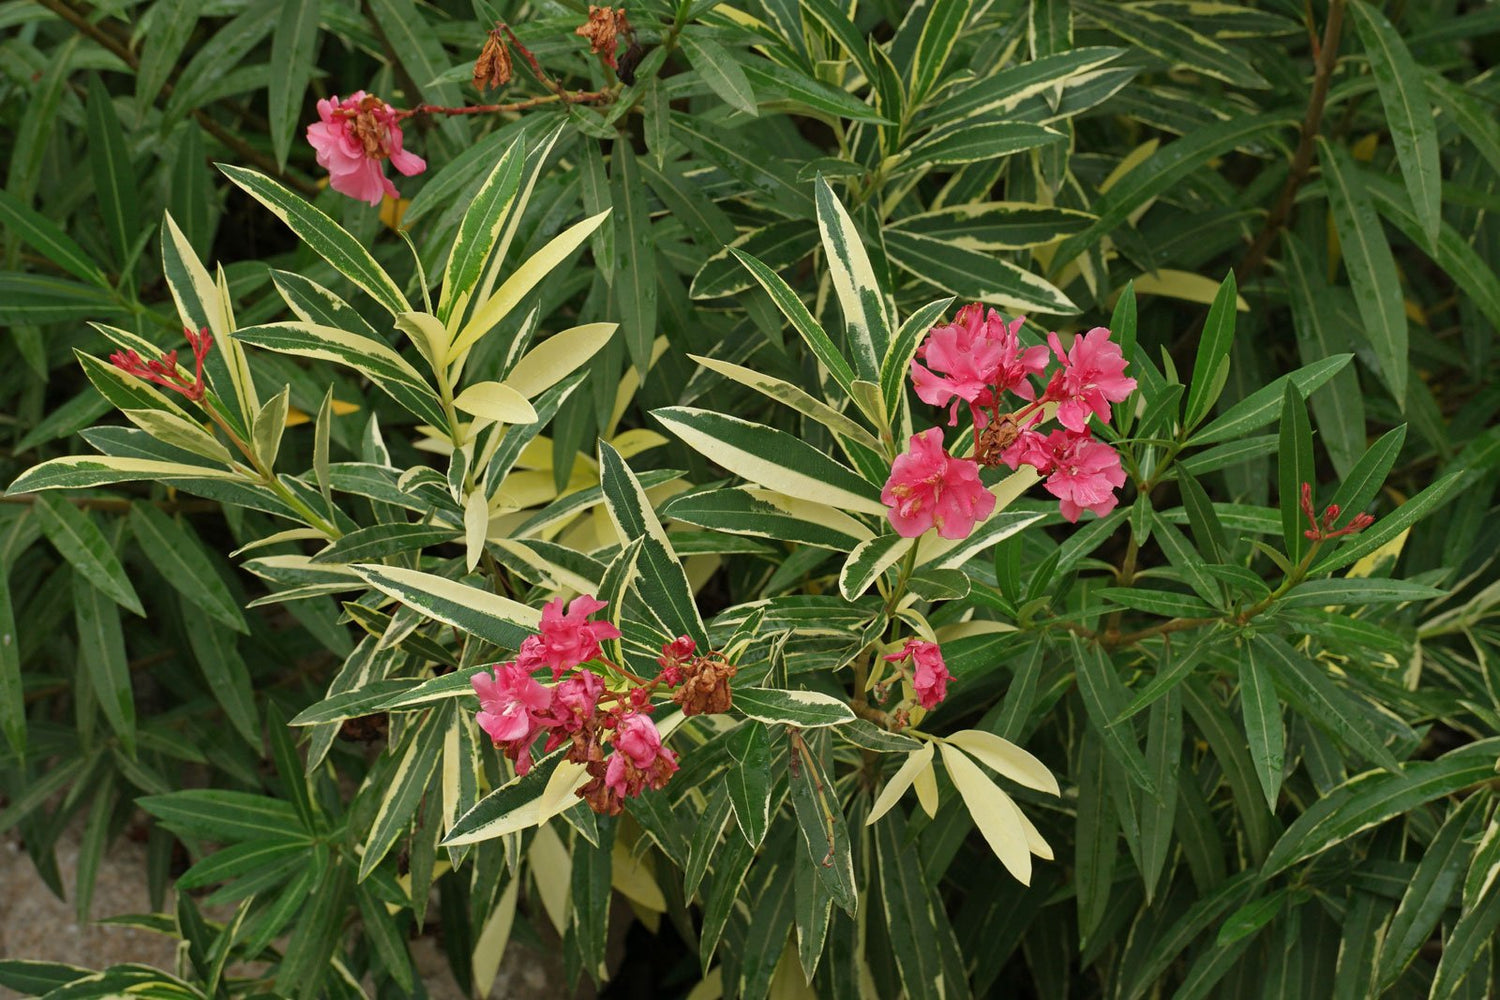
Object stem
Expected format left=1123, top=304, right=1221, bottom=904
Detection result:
left=1237, top=0, right=1347, bottom=282
left=393, top=91, right=612, bottom=120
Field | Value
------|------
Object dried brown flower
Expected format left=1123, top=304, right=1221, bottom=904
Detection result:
left=672, top=651, right=738, bottom=716
left=575, top=6, right=632, bottom=71
left=473, top=26, right=513, bottom=93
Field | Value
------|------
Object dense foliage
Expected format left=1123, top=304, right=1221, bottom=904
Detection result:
left=2, top=0, right=1500, bottom=997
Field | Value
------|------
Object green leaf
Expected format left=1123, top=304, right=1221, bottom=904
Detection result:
left=731, top=248, right=858, bottom=397
left=360, top=703, right=450, bottom=880
left=1316, top=138, right=1407, bottom=403
left=140, top=789, right=305, bottom=843
left=736, top=688, right=855, bottom=729
left=6, top=455, right=240, bottom=494
left=1078, top=0, right=1267, bottom=87
left=0, top=961, right=95, bottom=994
left=1311, top=470, right=1465, bottom=575
left=1429, top=886, right=1500, bottom=1000
left=724, top=722, right=774, bottom=848
left=662, top=486, right=876, bottom=552
left=1182, top=272, right=1236, bottom=430
left=610, top=141, right=657, bottom=375
left=34, top=494, right=142, bottom=615
left=1073, top=637, right=1155, bottom=794
left=1190, top=353, right=1352, bottom=445
left=681, top=31, right=757, bottom=116
left=1283, top=232, right=1366, bottom=479
left=880, top=295, right=954, bottom=423
left=74, top=574, right=135, bottom=756
left=902, top=121, right=1066, bottom=168
left=0, top=187, right=108, bottom=286
left=1278, top=578, right=1443, bottom=608
left=1097, top=587, right=1216, bottom=618
left=311, top=522, right=459, bottom=564
left=86, top=74, right=141, bottom=268
left=1238, top=647, right=1284, bottom=811
left=128, top=504, right=246, bottom=633
left=233, top=321, right=447, bottom=429
left=0, top=574, right=22, bottom=758
left=350, top=564, right=538, bottom=652
left=653, top=407, right=885, bottom=514
left=790, top=733, right=858, bottom=914
left=184, top=617, right=261, bottom=749
left=1376, top=794, right=1486, bottom=990
left=1349, top=0, right=1441, bottom=245
left=1262, top=737, right=1500, bottom=878
left=884, top=229, right=1077, bottom=314
left=1254, top=634, right=1399, bottom=773
left=889, top=202, right=1095, bottom=251
left=1278, top=380, right=1314, bottom=563
left=1139, top=687, right=1181, bottom=902
left=909, top=0, right=974, bottom=105
left=439, top=137, right=525, bottom=324
left=287, top=679, right=422, bottom=726
left=816, top=177, right=893, bottom=380
left=219, top=165, right=411, bottom=316
left=927, top=46, right=1123, bottom=130
left=267, top=0, right=319, bottom=170
left=840, top=534, right=911, bottom=601
left=0, top=272, right=118, bottom=324
left=875, top=806, right=947, bottom=1000
left=1055, top=113, right=1295, bottom=268
left=740, top=59, right=893, bottom=124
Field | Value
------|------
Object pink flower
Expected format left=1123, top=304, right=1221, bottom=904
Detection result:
left=881, top=428, right=996, bottom=540
left=1025, top=429, right=1128, bottom=522
left=472, top=661, right=553, bottom=772
left=883, top=639, right=952, bottom=709
left=533, top=595, right=622, bottom=678
left=910, top=305, right=1050, bottom=425
left=1042, top=327, right=1137, bottom=432
left=603, top=712, right=678, bottom=801
left=306, top=92, right=426, bottom=205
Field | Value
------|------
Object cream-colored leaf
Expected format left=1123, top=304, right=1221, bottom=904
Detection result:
left=528, top=823, right=571, bottom=934
left=454, top=381, right=539, bottom=425
left=609, top=428, right=670, bottom=460
left=913, top=759, right=939, bottom=818
left=464, top=490, right=489, bottom=573
left=611, top=839, right=667, bottom=912
left=502, top=322, right=618, bottom=399
left=537, top=758, right=591, bottom=822
left=1132, top=269, right=1250, bottom=310
left=866, top=741, right=934, bottom=826
left=689, top=354, right=881, bottom=451
left=945, top=730, right=1060, bottom=796
left=395, top=311, right=449, bottom=373
left=939, top=742, right=1031, bottom=884
left=472, top=877, right=519, bottom=995
left=448, top=213, right=612, bottom=364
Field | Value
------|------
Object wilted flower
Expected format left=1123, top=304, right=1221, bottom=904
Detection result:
left=306, top=92, right=426, bottom=205
left=884, top=639, right=952, bottom=709
left=472, top=26, right=513, bottom=93
left=882, top=428, right=996, bottom=539
left=672, top=649, right=737, bottom=716
left=575, top=6, right=632, bottom=71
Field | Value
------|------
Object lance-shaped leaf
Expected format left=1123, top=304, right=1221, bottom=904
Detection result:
left=735, top=688, right=855, bottom=729
left=219, top=165, right=410, bottom=316
left=816, top=176, right=893, bottom=380
left=654, top=407, right=884, bottom=515
left=662, top=486, right=875, bottom=551
left=350, top=564, right=538, bottom=651
left=439, top=138, right=525, bottom=324
left=789, top=733, right=858, bottom=914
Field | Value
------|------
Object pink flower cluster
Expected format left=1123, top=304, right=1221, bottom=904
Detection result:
left=883, top=639, right=952, bottom=709
left=471, top=595, right=679, bottom=815
left=306, top=92, right=426, bottom=205
left=882, top=305, right=1137, bottom=536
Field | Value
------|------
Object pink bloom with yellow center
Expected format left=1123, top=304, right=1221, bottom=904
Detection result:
left=1037, top=429, right=1127, bottom=522
left=884, top=639, right=952, bottom=709
left=472, top=661, right=553, bottom=772
left=881, top=428, right=996, bottom=540
left=1043, top=327, right=1137, bottom=432
left=306, top=92, right=426, bottom=205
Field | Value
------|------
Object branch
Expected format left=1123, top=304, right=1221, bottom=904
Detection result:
left=1236, top=0, right=1347, bottom=281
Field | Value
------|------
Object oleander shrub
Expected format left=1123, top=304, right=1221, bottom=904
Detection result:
left=2, top=1, right=1499, bottom=998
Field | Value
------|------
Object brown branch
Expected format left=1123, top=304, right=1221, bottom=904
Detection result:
left=1236, top=0, right=1347, bottom=282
